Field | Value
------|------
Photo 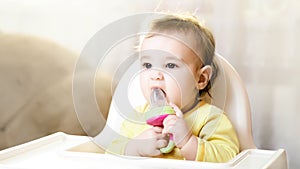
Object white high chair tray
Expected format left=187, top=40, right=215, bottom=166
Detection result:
left=0, top=132, right=286, bottom=169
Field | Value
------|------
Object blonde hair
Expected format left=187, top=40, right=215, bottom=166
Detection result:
left=146, top=13, right=218, bottom=97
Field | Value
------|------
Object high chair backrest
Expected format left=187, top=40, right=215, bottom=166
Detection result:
left=100, top=53, right=256, bottom=152
left=209, top=53, right=256, bottom=151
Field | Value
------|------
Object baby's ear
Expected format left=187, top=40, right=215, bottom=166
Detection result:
left=196, top=65, right=212, bottom=90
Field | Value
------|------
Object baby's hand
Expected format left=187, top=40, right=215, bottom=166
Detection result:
left=125, top=126, right=169, bottom=157
left=162, top=103, right=192, bottom=149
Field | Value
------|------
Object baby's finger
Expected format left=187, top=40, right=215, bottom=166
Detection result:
left=156, top=132, right=168, bottom=140
left=152, top=149, right=162, bottom=157
left=162, top=124, right=175, bottom=135
left=156, top=139, right=168, bottom=149
left=163, top=115, right=176, bottom=125
left=169, top=102, right=183, bottom=118
left=152, top=126, right=163, bottom=133
left=163, top=124, right=177, bottom=135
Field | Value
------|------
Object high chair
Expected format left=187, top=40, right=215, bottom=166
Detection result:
left=0, top=54, right=288, bottom=169
left=96, top=53, right=288, bottom=168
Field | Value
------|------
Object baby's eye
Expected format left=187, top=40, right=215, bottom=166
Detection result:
left=142, top=63, right=152, bottom=69
left=166, top=63, right=178, bottom=69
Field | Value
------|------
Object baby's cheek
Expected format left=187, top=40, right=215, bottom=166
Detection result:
left=139, top=78, right=149, bottom=100
left=167, top=89, right=182, bottom=108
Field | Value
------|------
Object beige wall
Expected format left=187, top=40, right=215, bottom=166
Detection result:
left=1, top=0, right=299, bottom=168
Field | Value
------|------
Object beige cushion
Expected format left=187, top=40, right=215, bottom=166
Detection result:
left=0, top=33, right=111, bottom=149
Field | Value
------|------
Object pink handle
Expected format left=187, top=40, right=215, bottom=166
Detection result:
left=146, top=114, right=174, bottom=141
left=146, top=114, right=170, bottom=127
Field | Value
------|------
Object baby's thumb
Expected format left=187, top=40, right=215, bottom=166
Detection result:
left=169, top=102, right=183, bottom=118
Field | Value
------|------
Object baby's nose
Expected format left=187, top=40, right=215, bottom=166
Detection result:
left=151, top=70, right=164, bottom=80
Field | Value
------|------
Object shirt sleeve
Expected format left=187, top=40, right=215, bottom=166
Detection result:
left=105, top=120, right=131, bottom=155
left=105, top=106, right=150, bottom=155
left=195, top=112, right=240, bottom=162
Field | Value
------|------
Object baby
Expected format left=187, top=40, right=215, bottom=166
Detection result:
left=107, top=13, right=239, bottom=163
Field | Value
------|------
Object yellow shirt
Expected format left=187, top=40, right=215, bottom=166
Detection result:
left=107, top=101, right=239, bottom=163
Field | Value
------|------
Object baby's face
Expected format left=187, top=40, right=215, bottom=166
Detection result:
left=139, top=35, right=202, bottom=110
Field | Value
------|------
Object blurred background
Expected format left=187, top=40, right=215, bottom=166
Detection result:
left=0, top=0, right=299, bottom=168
